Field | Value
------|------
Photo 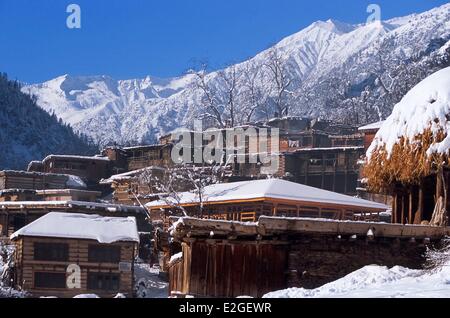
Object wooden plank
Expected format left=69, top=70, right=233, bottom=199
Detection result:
left=258, top=217, right=450, bottom=239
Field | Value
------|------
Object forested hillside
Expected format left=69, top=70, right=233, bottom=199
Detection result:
left=0, top=73, right=98, bottom=170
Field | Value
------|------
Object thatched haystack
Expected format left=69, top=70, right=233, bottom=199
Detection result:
left=364, top=67, right=450, bottom=226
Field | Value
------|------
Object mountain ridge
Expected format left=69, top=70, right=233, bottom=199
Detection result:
left=22, top=3, right=450, bottom=146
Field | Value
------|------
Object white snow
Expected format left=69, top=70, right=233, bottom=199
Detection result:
left=22, top=4, right=450, bottom=146
left=0, top=200, right=145, bottom=214
left=264, top=262, right=450, bottom=298
left=65, top=175, right=87, bottom=189
left=10, top=212, right=140, bottom=244
left=169, top=252, right=183, bottom=266
left=146, top=179, right=388, bottom=211
left=358, top=121, right=385, bottom=132
left=42, top=154, right=110, bottom=162
left=73, top=294, right=100, bottom=299
left=134, top=263, right=169, bottom=298
left=368, top=67, right=450, bottom=158
left=100, top=166, right=165, bottom=184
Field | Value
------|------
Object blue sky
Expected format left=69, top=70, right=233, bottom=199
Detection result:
left=0, top=0, right=447, bottom=83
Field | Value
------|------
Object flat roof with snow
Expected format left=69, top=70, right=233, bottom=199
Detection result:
left=146, top=179, right=388, bottom=211
left=100, top=166, right=166, bottom=184
left=358, top=121, right=385, bottom=132
left=42, top=155, right=111, bottom=162
left=11, top=212, right=140, bottom=244
left=0, top=200, right=145, bottom=214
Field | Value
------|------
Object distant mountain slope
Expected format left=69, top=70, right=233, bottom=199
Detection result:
left=0, top=73, right=98, bottom=170
left=23, top=3, right=450, bottom=146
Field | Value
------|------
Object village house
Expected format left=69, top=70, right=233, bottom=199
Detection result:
left=99, top=166, right=167, bottom=205
left=35, top=189, right=102, bottom=202
left=147, top=179, right=387, bottom=271
left=27, top=155, right=112, bottom=190
left=358, top=121, right=385, bottom=152
left=102, top=144, right=173, bottom=173
left=96, top=117, right=367, bottom=200
left=0, top=170, right=87, bottom=191
left=168, top=216, right=450, bottom=298
left=11, top=212, right=139, bottom=298
left=0, top=200, right=149, bottom=238
left=146, top=178, right=387, bottom=228
left=280, top=146, right=364, bottom=195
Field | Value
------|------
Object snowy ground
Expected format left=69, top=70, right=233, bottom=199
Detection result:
left=0, top=242, right=25, bottom=298
left=134, top=262, right=169, bottom=298
left=264, top=263, right=450, bottom=298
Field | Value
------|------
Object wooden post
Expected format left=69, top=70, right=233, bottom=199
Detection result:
left=273, top=204, right=278, bottom=217
left=436, top=169, right=443, bottom=201
left=408, top=190, right=413, bottom=225
left=392, top=193, right=397, bottom=224
left=401, top=194, right=405, bottom=225
left=414, top=181, right=424, bottom=224
left=321, top=153, right=325, bottom=189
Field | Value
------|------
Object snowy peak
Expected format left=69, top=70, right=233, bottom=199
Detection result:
left=323, top=19, right=356, bottom=34
left=22, top=3, right=450, bottom=147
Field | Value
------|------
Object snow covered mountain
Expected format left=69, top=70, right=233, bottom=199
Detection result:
left=23, top=3, right=450, bottom=147
left=0, top=74, right=98, bottom=170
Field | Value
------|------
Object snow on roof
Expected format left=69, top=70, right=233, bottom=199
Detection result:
left=100, top=166, right=166, bottom=184
left=358, top=121, right=385, bottom=132
left=42, top=155, right=110, bottom=162
left=123, top=144, right=166, bottom=151
left=0, top=170, right=87, bottom=189
left=0, top=200, right=145, bottom=214
left=35, top=189, right=102, bottom=195
left=65, top=175, right=87, bottom=189
left=292, top=146, right=363, bottom=153
left=11, top=212, right=140, bottom=243
left=146, top=179, right=388, bottom=211
left=368, top=67, right=450, bottom=158
left=0, top=189, right=36, bottom=195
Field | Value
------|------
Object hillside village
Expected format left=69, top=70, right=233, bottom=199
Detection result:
left=0, top=3, right=450, bottom=300
left=0, top=67, right=450, bottom=298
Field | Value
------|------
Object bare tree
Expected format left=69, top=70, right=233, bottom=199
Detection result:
left=139, top=164, right=228, bottom=217
left=190, top=63, right=244, bottom=128
left=241, top=61, right=270, bottom=122
left=216, top=64, right=242, bottom=127
left=190, top=63, right=226, bottom=128
left=264, top=47, right=292, bottom=117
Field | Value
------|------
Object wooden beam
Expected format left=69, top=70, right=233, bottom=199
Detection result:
left=171, top=216, right=450, bottom=241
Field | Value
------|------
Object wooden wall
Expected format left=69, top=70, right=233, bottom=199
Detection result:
left=169, top=241, right=288, bottom=298
left=169, top=235, right=429, bottom=298
left=43, top=158, right=112, bottom=185
left=285, top=236, right=426, bottom=289
left=0, top=173, right=69, bottom=191
left=14, top=237, right=136, bottom=298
